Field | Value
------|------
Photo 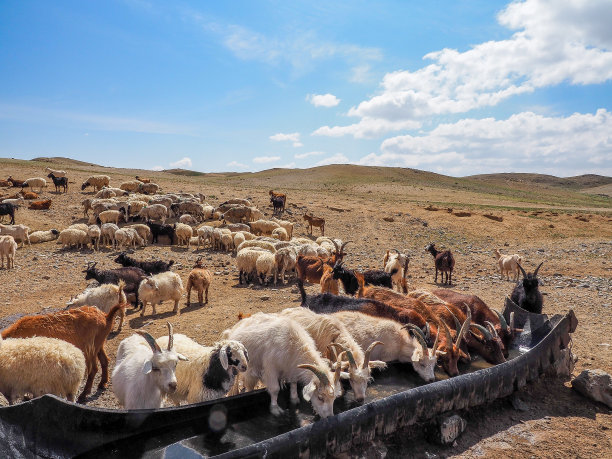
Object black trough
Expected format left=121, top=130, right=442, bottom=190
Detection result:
left=0, top=300, right=577, bottom=458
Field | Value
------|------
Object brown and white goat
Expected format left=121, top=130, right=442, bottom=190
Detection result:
left=296, top=240, right=350, bottom=285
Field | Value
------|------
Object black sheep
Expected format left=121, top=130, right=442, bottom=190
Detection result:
left=114, top=252, right=174, bottom=275
left=425, top=243, right=455, bottom=284
left=83, top=262, right=146, bottom=307
left=511, top=262, right=544, bottom=314
left=47, top=173, right=68, bottom=193
left=147, top=222, right=176, bottom=244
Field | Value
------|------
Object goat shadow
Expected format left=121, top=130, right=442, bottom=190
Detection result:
left=128, top=309, right=180, bottom=328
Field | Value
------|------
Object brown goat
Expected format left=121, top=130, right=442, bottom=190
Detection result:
left=7, top=176, right=25, bottom=187
left=186, top=256, right=212, bottom=305
left=2, top=301, right=125, bottom=403
left=320, top=264, right=339, bottom=294
left=296, top=240, right=350, bottom=284
left=303, top=213, right=325, bottom=236
left=425, top=243, right=455, bottom=284
left=28, top=199, right=52, bottom=210
left=22, top=191, right=39, bottom=200
left=135, top=176, right=151, bottom=183
left=0, top=180, right=10, bottom=187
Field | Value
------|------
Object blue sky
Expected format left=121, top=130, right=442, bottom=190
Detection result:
left=1, top=0, right=611, bottom=176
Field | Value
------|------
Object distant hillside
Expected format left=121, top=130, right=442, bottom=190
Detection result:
left=31, top=156, right=102, bottom=168
left=467, top=173, right=612, bottom=190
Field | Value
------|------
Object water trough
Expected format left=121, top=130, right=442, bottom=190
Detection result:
left=0, top=300, right=577, bottom=458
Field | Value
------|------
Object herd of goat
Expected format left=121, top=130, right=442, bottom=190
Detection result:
left=0, top=167, right=546, bottom=418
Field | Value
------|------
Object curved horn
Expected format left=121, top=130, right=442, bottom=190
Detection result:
left=495, top=309, right=509, bottom=332
left=328, top=342, right=346, bottom=360
left=510, top=312, right=516, bottom=333
left=136, top=330, right=161, bottom=353
left=455, top=307, right=471, bottom=346
left=344, top=349, right=357, bottom=370
left=363, top=341, right=383, bottom=369
left=485, top=321, right=499, bottom=338
left=340, top=241, right=352, bottom=253
left=533, top=261, right=544, bottom=276
left=404, top=325, right=428, bottom=355
left=166, top=322, right=174, bottom=350
left=443, top=305, right=462, bottom=331
left=470, top=323, right=492, bottom=340
left=334, top=352, right=344, bottom=386
left=326, top=344, right=338, bottom=362
left=517, top=262, right=527, bottom=278
left=297, top=364, right=329, bottom=387
left=423, top=322, right=431, bottom=341
left=331, top=239, right=340, bottom=253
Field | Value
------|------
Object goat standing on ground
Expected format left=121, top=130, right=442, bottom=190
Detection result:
left=425, top=243, right=455, bottom=285
left=303, top=213, right=325, bottom=236
left=511, top=262, right=544, bottom=314
left=186, top=257, right=212, bottom=305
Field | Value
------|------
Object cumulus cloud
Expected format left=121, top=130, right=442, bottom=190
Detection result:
left=227, top=160, right=249, bottom=170
left=315, top=153, right=350, bottom=166
left=313, top=117, right=420, bottom=139
left=253, top=155, right=281, bottom=164
left=358, top=109, right=612, bottom=176
left=295, top=151, right=325, bottom=159
left=150, top=165, right=164, bottom=171
left=307, top=93, right=340, bottom=108
left=316, top=0, right=612, bottom=139
left=170, top=157, right=193, bottom=168
left=270, top=132, right=303, bottom=147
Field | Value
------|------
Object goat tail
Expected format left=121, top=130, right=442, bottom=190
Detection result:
left=297, top=279, right=307, bottom=305
left=117, top=280, right=126, bottom=303
left=106, top=304, right=125, bottom=331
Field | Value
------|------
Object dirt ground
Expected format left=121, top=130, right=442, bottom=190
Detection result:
left=0, top=158, right=610, bottom=458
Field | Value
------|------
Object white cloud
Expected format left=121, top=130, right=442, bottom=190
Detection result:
left=315, top=0, right=612, bottom=139
left=350, top=64, right=373, bottom=83
left=279, top=162, right=296, bottom=169
left=227, top=160, right=249, bottom=170
left=295, top=151, right=325, bottom=159
left=307, top=93, right=340, bottom=108
left=358, top=109, right=612, bottom=176
left=253, top=155, right=281, bottom=164
left=151, top=165, right=164, bottom=171
left=270, top=132, right=303, bottom=147
left=170, top=157, right=193, bottom=168
left=315, top=153, right=350, bottom=166
left=313, top=117, right=421, bottom=139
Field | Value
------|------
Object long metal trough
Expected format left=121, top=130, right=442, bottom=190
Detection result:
left=0, top=300, right=577, bottom=458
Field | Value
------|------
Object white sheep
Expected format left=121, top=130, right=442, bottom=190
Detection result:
left=201, top=205, right=214, bottom=220
left=222, top=313, right=342, bottom=417
left=101, top=223, right=120, bottom=248
left=115, top=228, right=144, bottom=250
left=275, top=246, right=297, bottom=284
left=112, top=324, right=187, bottom=410
left=271, top=227, right=288, bottom=241
left=179, top=214, right=198, bottom=226
left=94, top=188, right=118, bottom=199
left=125, top=224, right=151, bottom=246
left=138, top=204, right=168, bottom=224
left=155, top=335, right=248, bottom=405
left=58, top=228, right=89, bottom=250
left=119, top=180, right=142, bottom=193
left=88, top=225, right=101, bottom=251
left=0, top=223, right=31, bottom=247
left=494, top=249, right=523, bottom=281
left=196, top=225, right=214, bottom=249
left=81, top=175, right=111, bottom=192
left=45, top=167, right=66, bottom=178
left=237, top=239, right=276, bottom=253
left=220, top=232, right=233, bottom=252
left=139, top=271, right=184, bottom=317
left=271, top=217, right=294, bottom=239
left=0, top=235, right=17, bottom=269
left=68, top=223, right=89, bottom=232
left=248, top=219, right=280, bottom=236
left=126, top=200, right=148, bottom=219
left=236, top=247, right=268, bottom=284
left=97, top=209, right=126, bottom=225
left=21, top=177, right=47, bottom=193
left=0, top=335, right=86, bottom=404
left=66, top=282, right=127, bottom=331
left=174, top=222, right=193, bottom=247
left=139, top=182, right=160, bottom=194
left=232, top=232, right=245, bottom=254
left=28, top=229, right=60, bottom=244
left=255, top=251, right=277, bottom=285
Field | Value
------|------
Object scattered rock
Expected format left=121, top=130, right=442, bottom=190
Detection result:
left=425, top=205, right=439, bottom=211
left=428, top=413, right=467, bottom=445
left=260, top=296, right=270, bottom=301
left=452, top=211, right=471, bottom=217
left=483, top=214, right=503, bottom=222
left=382, top=216, right=394, bottom=222
left=572, top=369, right=612, bottom=408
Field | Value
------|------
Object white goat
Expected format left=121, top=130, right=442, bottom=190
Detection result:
left=66, top=282, right=127, bottom=331
left=156, top=335, right=248, bottom=405
left=383, top=249, right=410, bottom=293
left=111, top=324, right=187, bottom=409
left=494, top=249, right=523, bottom=281
left=139, top=271, right=184, bottom=317
left=0, top=235, right=17, bottom=269
left=0, top=223, right=30, bottom=247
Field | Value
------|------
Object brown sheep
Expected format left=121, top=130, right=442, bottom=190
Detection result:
left=186, top=257, right=212, bottom=305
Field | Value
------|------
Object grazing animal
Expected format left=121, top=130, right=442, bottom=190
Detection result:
left=271, top=196, right=285, bottom=215
left=138, top=271, right=184, bottom=317
left=84, top=262, right=147, bottom=307
left=425, top=243, right=455, bottom=285
left=112, top=323, right=187, bottom=410
left=186, top=257, right=212, bottom=305
left=0, top=223, right=30, bottom=247
left=21, top=177, right=47, bottom=193
left=47, top=173, right=68, bottom=193
left=135, top=176, right=151, bottom=183
left=114, top=252, right=174, bottom=275
left=81, top=175, right=111, bottom=192
left=2, top=303, right=124, bottom=403
left=303, top=213, right=325, bottom=236
left=147, top=221, right=175, bottom=244
left=494, top=249, right=523, bottom=281
left=0, top=335, right=86, bottom=404
left=0, top=203, right=17, bottom=224
left=0, top=235, right=17, bottom=269
left=511, top=262, right=544, bottom=314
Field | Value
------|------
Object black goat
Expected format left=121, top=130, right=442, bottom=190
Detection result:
left=511, top=262, right=544, bottom=314
left=47, top=173, right=68, bottom=193
left=425, top=243, right=455, bottom=284
left=332, top=261, right=397, bottom=295
left=147, top=222, right=176, bottom=244
left=271, top=196, right=285, bottom=215
left=114, top=252, right=174, bottom=275
left=83, top=262, right=146, bottom=307
left=0, top=203, right=16, bottom=224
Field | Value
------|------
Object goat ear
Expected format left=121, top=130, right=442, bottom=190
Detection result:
left=177, top=353, right=188, bottom=361
left=219, top=346, right=229, bottom=370
left=143, top=360, right=153, bottom=375
left=302, top=381, right=317, bottom=401
left=368, top=360, right=387, bottom=370
left=340, top=371, right=350, bottom=381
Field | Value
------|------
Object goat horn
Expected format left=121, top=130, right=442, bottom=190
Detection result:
left=510, top=312, right=516, bottom=334
left=297, top=364, right=329, bottom=387
left=517, top=262, right=527, bottom=278
left=485, top=321, right=499, bottom=338
left=363, top=341, right=383, bottom=369
left=495, top=310, right=509, bottom=332
left=136, top=330, right=161, bottom=353
left=326, top=344, right=338, bottom=361
left=391, top=248, right=399, bottom=253
left=331, top=239, right=340, bottom=253
left=423, top=322, right=431, bottom=341
left=404, top=325, right=428, bottom=355
left=340, top=241, right=352, bottom=252
left=534, top=261, right=544, bottom=276
left=166, top=322, right=174, bottom=350
left=334, top=352, right=344, bottom=386
left=443, top=305, right=462, bottom=331
left=455, top=307, right=471, bottom=346
left=470, top=323, right=492, bottom=341
left=328, top=342, right=346, bottom=358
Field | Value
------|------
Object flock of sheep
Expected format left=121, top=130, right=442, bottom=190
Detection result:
left=0, top=167, right=546, bottom=421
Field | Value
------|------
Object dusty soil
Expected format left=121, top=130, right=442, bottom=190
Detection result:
left=0, top=158, right=611, bottom=458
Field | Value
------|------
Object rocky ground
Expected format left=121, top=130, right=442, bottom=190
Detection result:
left=0, top=158, right=610, bottom=458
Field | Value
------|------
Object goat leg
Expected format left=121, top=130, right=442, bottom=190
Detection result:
left=97, top=348, right=109, bottom=389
